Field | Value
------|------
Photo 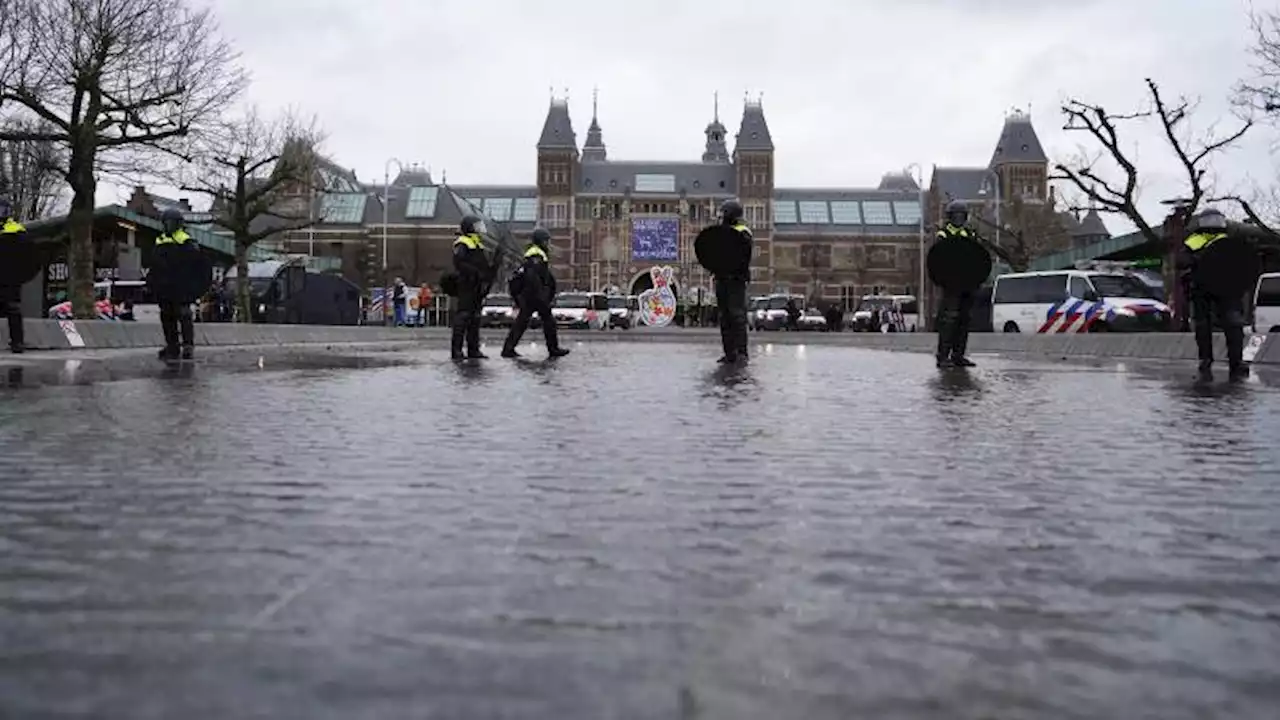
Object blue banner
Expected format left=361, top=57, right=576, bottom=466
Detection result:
left=631, top=218, right=679, bottom=262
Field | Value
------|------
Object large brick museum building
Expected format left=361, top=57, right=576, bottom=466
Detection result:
left=205, top=95, right=1107, bottom=308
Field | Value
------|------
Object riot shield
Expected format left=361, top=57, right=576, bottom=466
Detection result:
left=694, top=225, right=751, bottom=276
left=1195, top=235, right=1261, bottom=299
left=0, top=235, right=42, bottom=287
left=927, top=235, right=992, bottom=293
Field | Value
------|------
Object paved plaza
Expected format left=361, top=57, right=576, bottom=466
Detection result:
left=0, top=342, right=1278, bottom=719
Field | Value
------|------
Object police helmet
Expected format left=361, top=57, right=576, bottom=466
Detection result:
left=720, top=200, right=743, bottom=225
left=160, top=208, right=184, bottom=234
left=0, top=196, right=12, bottom=220
left=945, top=200, right=969, bottom=225
left=460, top=215, right=481, bottom=234
left=1188, top=208, right=1228, bottom=232
left=531, top=227, right=551, bottom=248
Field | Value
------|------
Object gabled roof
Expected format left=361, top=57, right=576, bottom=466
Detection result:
left=734, top=99, right=774, bottom=153
left=537, top=98, right=578, bottom=152
left=930, top=167, right=993, bottom=202
left=989, top=110, right=1048, bottom=166
left=577, top=161, right=735, bottom=197
left=1075, top=207, right=1110, bottom=238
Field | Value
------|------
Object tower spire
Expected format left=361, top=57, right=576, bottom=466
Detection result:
left=702, top=90, right=729, bottom=163
left=582, top=85, right=607, bottom=162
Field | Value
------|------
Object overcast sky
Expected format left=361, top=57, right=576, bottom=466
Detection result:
left=125, top=0, right=1272, bottom=233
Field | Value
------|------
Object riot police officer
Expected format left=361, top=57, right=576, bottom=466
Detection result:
left=0, top=197, right=29, bottom=353
left=153, top=209, right=197, bottom=360
left=501, top=228, right=569, bottom=359
left=1179, top=208, right=1249, bottom=382
left=714, top=199, right=753, bottom=364
left=934, top=201, right=983, bottom=368
left=451, top=214, right=495, bottom=361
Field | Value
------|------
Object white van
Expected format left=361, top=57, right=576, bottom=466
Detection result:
left=551, top=292, right=610, bottom=330
left=1253, top=272, right=1280, bottom=333
left=992, top=270, right=1171, bottom=333
left=851, top=294, right=919, bottom=332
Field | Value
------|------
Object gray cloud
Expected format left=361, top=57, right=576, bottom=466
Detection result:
left=121, top=0, right=1270, bottom=232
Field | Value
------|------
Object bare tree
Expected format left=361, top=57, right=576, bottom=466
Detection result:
left=0, top=0, right=247, bottom=318
left=1237, top=8, right=1280, bottom=118
left=0, top=118, right=65, bottom=219
left=179, top=108, right=325, bottom=322
left=968, top=195, right=1071, bottom=272
left=1051, top=78, right=1252, bottom=297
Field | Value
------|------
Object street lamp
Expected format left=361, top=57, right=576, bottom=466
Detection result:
left=904, top=163, right=926, bottom=305
left=382, top=157, right=405, bottom=326
left=978, top=169, right=1002, bottom=248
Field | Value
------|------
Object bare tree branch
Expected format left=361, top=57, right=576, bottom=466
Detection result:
left=0, top=117, right=67, bottom=219
left=174, top=106, right=326, bottom=322
left=0, top=0, right=248, bottom=318
left=1236, top=8, right=1280, bottom=118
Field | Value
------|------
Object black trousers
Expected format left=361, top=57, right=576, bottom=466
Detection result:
left=0, top=284, right=22, bottom=349
left=451, top=286, right=484, bottom=357
left=935, top=291, right=974, bottom=359
left=503, top=298, right=560, bottom=353
left=160, top=302, right=194, bottom=349
left=714, top=276, right=749, bottom=359
left=1191, top=289, right=1245, bottom=369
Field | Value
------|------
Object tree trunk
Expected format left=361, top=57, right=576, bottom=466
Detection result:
left=66, top=146, right=97, bottom=320
left=235, top=241, right=252, bottom=324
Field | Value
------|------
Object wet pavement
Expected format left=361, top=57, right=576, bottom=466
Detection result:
left=1, top=341, right=1278, bottom=719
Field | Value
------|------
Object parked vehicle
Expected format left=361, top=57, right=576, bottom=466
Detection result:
left=850, top=294, right=918, bottom=332
left=480, top=294, right=517, bottom=328
left=992, top=270, right=1171, bottom=333
left=224, top=259, right=360, bottom=325
left=607, top=295, right=638, bottom=329
left=1253, top=272, right=1280, bottom=333
left=752, top=293, right=804, bottom=331
left=551, top=292, right=610, bottom=330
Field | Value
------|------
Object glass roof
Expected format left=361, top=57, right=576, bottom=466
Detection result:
left=634, top=174, right=676, bottom=193
left=511, top=197, right=538, bottom=222
left=861, top=201, right=894, bottom=225
left=892, top=201, right=922, bottom=225
left=404, top=186, right=438, bottom=218
left=773, top=201, right=797, bottom=224
left=829, top=201, right=862, bottom=224
left=320, top=192, right=367, bottom=224
left=797, top=201, right=830, bottom=224
left=484, top=197, right=513, bottom=222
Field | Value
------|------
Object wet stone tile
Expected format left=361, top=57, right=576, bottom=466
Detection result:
left=0, top=341, right=1278, bottom=720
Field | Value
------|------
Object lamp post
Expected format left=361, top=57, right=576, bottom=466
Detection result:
left=904, top=163, right=926, bottom=312
left=978, top=169, right=1002, bottom=248
left=382, top=158, right=404, bottom=326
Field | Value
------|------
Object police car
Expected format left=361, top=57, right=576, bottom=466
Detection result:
left=480, top=294, right=517, bottom=328
left=551, top=292, right=610, bottom=330
left=992, top=267, right=1171, bottom=333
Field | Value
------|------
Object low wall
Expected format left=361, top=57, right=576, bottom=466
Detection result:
left=2, top=320, right=1276, bottom=364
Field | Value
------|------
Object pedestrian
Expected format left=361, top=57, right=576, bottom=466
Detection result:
left=1179, top=208, right=1250, bottom=382
left=501, top=228, right=569, bottom=359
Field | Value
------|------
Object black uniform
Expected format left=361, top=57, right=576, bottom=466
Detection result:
left=714, top=201, right=753, bottom=363
left=501, top=230, right=569, bottom=359
left=1179, top=211, right=1248, bottom=381
left=934, top=220, right=982, bottom=368
left=0, top=214, right=28, bottom=353
left=153, top=210, right=197, bottom=360
left=450, top=216, right=495, bottom=360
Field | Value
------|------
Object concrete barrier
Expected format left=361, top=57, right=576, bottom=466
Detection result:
left=2, top=319, right=1276, bottom=364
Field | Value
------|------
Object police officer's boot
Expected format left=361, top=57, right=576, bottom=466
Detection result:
left=1196, top=360, right=1213, bottom=383
left=950, top=335, right=976, bottom=368
left=1225, top=325, right=1248, bottom=382
left=7, top=312, right=24, bottom=353
left=935, top=334, right=953, bottom=368
left=465, top=323, right=486, bottom=360
left=179, top=312, right=195, bottom=360
left=450, top=323, right=466, bottom=361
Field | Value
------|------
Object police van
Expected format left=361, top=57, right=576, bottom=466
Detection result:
left=1253, top=272, right=1280, bottom=333
left=992, top=268, right=1171, bottom=333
